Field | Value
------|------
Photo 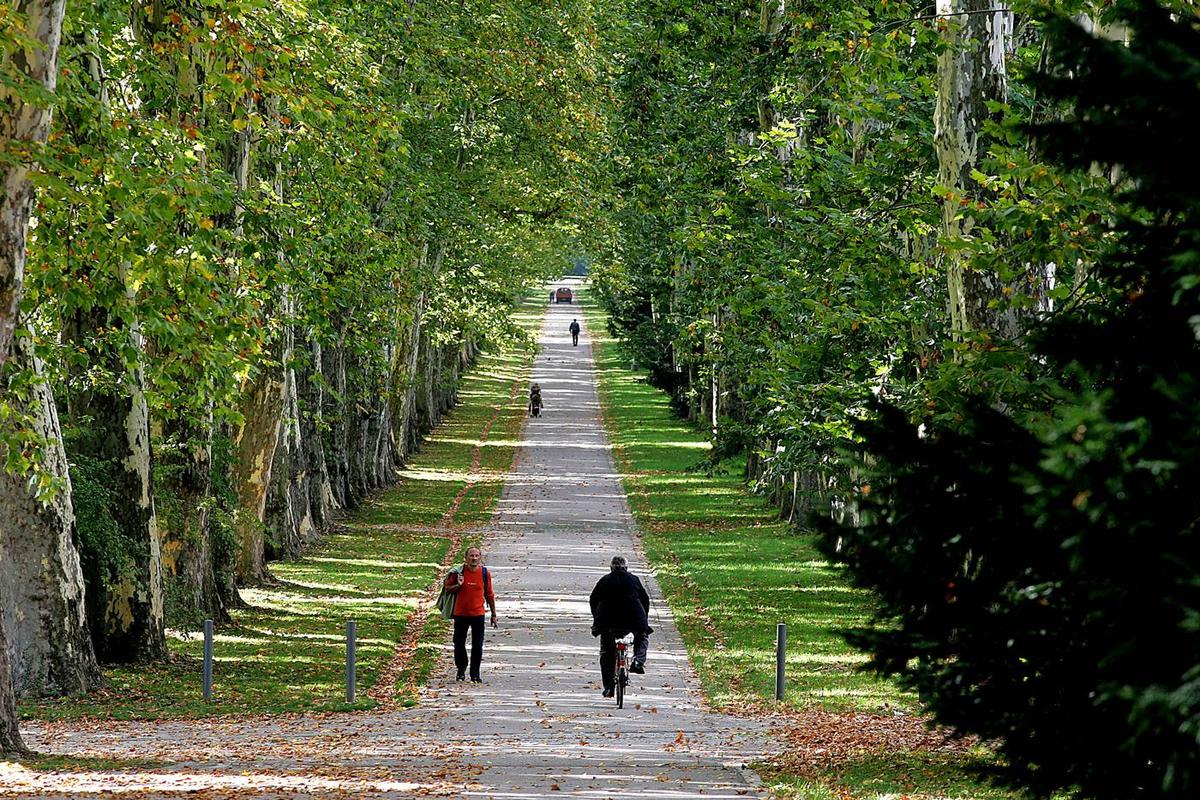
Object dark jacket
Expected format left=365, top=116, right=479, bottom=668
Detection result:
left=590, top=569, right=650, bottom=634
left=569, top=321, right=581, bottom=334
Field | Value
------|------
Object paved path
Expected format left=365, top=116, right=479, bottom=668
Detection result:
left=6, top=284, right=769, bottom=798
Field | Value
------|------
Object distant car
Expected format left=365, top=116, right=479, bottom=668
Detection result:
left=555, top=287, right=574, bottom=303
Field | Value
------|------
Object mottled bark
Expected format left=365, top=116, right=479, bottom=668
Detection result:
left=302, top=336, right=336, bottom=527
left=0, top=1, right=84, bottom=731
left=0, top=341, right=102, bottom=696
left=0, top=0, right=66, bottom=367
left=323, top=337, right=352, bottom=510
left=935, top=0, right=1014, bottom=338
left=265, top=322, right=317, bottom=560
left=0, top=623, right=24, bottom=754
left=231, top=358, right=285, bottom=584
left=392, top=244, right=429, bottom=463
left=67, top=265, right=166, bottom=662
left=371, top=341, right=395, bottom=486
left=392, top=313, right=423, bottom=463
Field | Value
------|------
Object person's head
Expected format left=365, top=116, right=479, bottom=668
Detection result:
left=610, top=555, right=627, bottom=572
left=466, top=547, right=482, bottom=568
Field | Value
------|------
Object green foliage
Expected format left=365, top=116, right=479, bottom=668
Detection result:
left=206, top=434, right=240, bottom=590
left=7, top=0, right=617, bottom=641
left=591, top=0, right=1124, bottom=516
left=63, top=432, right=127, bottom=587
left=822, top=4, right=1200, bottom=798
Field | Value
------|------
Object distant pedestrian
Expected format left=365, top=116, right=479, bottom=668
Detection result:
left=529, top=382, right=543, bottom=417
left=569, top=318, right=581, bottom=346
left=444, top=547, right=498, bottom=682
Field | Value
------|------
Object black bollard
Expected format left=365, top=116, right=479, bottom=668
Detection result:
left=775, top=622, right=787, bottom=701
left=346, top=620, right=357, bottom=703
left=203, top=619, right=214, bottom=701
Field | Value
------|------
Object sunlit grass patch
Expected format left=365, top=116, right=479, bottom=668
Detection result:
left=763, top=749, right=1017, bottom=800
left=14, top=753, right=168, bottom=772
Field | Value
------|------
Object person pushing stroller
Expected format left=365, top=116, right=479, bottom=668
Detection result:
left=529, top=383, right=544, bottom=417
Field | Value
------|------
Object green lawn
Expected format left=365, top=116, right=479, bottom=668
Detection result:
left=22, top=300, right=541, bottom=721
left=582, top=290, right=1019, bottom=800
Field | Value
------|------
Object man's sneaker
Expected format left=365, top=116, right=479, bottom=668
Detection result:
left=602, top=687, right=614, bottom=698
left=629, top=661, right=645, bottom=674
left=456, top=671, right=465, bottom=681
left=470, top=675, right=483, bottom=683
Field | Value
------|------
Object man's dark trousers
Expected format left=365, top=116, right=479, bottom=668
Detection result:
left=599, top=629, right=648, bottom=690
left=453, top=615, right=485, bottom=678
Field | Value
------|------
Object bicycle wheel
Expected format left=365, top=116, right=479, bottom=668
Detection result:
left=616, top=665, right=625, bottom=708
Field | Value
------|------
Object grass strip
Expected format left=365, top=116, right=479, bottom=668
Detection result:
left=582, top=291, right=1019, bottom=800
left=21, top=301, right=542, bottom=722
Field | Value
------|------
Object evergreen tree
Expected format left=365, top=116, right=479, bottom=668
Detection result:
left=822, top=3, right=1200, bottom=798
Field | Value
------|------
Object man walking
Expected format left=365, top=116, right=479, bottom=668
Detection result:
left=569, top=318, right=581, bottom=346
left=589, top=556, right=651, bottom=697
left=444, top=546, right=498, bottom=682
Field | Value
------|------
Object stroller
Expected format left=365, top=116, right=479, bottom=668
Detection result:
left=529, top=384, right=543, bottom=418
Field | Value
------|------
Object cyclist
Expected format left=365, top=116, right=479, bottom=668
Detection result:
left=589, top=556, right=651, bottom=697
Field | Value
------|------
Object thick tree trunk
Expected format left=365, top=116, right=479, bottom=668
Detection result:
left=0, top=342, right=101, bottom=696
left=0, top=0, right=66, bottom=367
left=0, top=4, right=81, bottom=744
left=0, top=624, right=25, bottom=754
left=392, top=245, right=429, bottom=464
left=159, top=413, right=230, bottom=624
left=371, top=340, right=395, bottom=486
left=302, top=336, right=336, bottom=527
left=265, top=321, right=319, bottom=560
left=324, top=336, right=353, bottom=509
left=78, top=304, right=166, bottom=663
left=231, top=358, right=286, bottom=584
left=935, top=0, right=1014, bottom=339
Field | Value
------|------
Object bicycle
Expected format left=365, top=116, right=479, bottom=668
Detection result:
left=613, top=634, right=633, bottom=708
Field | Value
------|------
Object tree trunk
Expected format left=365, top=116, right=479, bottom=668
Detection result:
left=159, top=409, right=232, bottom=624
left=64, top=257, right=167, bottom=661
left=0, top=341, right=102, bottom=696
left=265, top=320, right=319, bottom=560
left=935, top=0, right=1014, bottom=339
left=302, top=335, right=336, bottom=527
left=323, top=337, right=352, bottom=510
left=231, top=358, right=286, bottom=584
left=0, top=2, right=87, bottom=737
left=0, top=623, right=25, bottom=754
left=0, top=0, right=66, bottom=367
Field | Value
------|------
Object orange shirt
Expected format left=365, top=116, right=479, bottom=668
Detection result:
left=446, top=566, right=494, bottom=617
